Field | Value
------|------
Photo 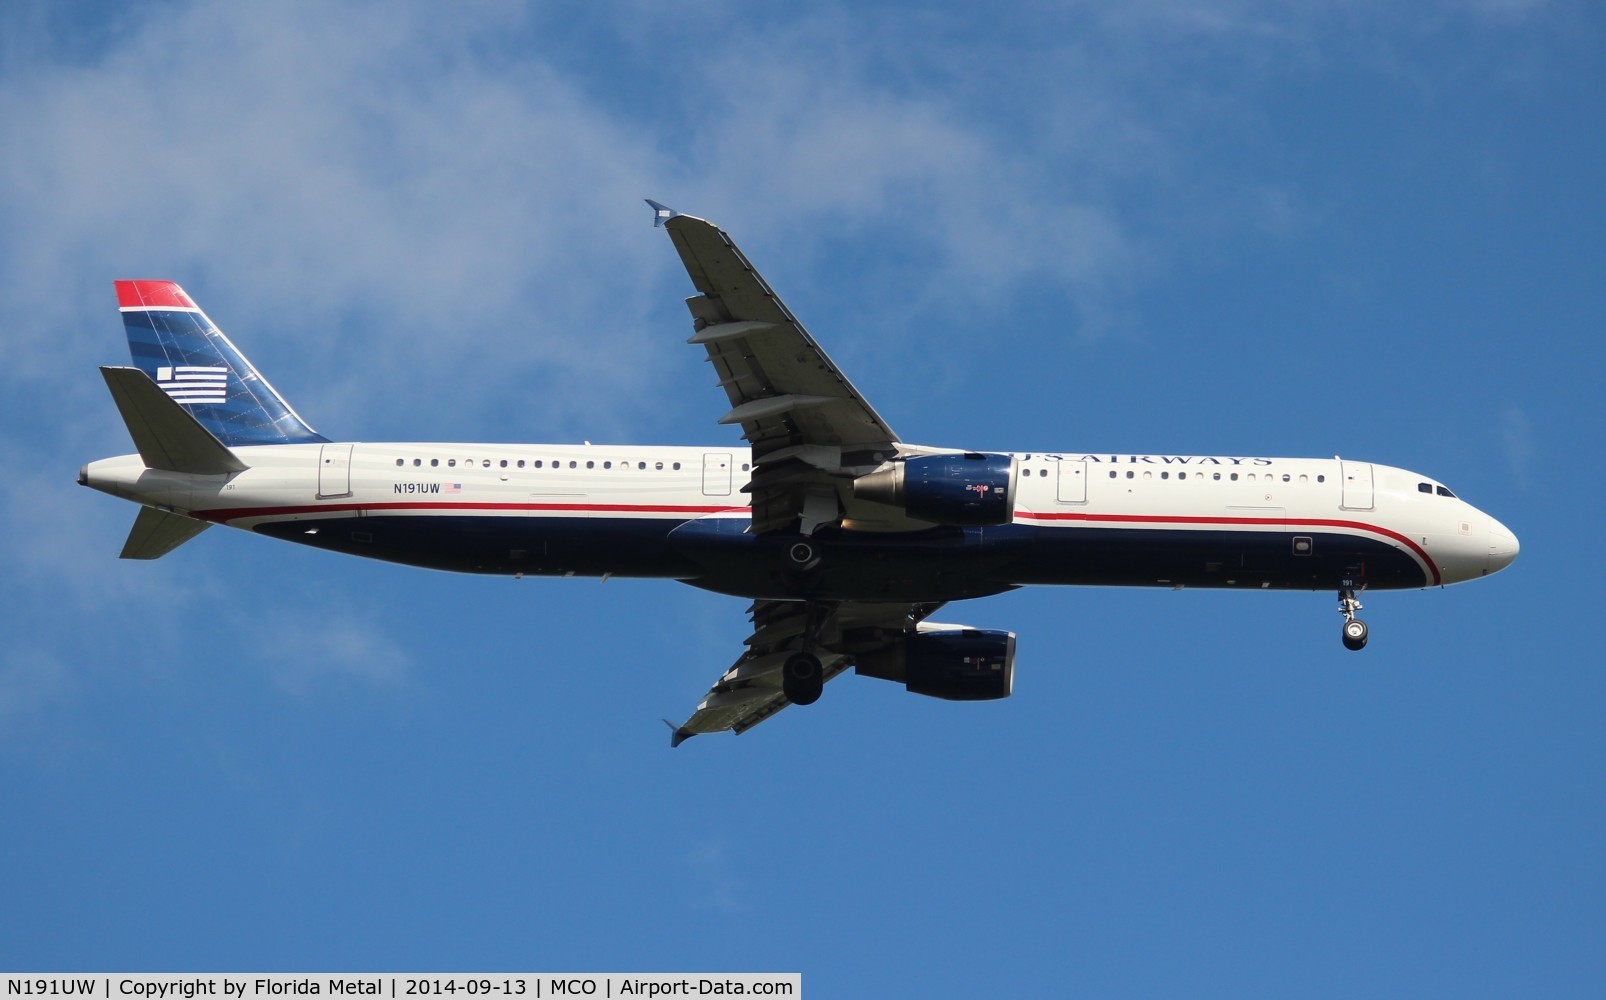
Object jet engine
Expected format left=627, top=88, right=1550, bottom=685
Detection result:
left=855, top=627, right=1016, bottom=701
left=852, top=453, right=1019, bottom=526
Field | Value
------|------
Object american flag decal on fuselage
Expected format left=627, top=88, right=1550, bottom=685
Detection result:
left=154, top=365, right=227, bottom=405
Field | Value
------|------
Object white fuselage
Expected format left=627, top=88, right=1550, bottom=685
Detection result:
left=83, top=442, right=1518, bottom=595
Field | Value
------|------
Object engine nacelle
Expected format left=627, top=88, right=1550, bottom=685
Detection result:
left=852, top=453, right=1018, bottom=526
left=855, top=628, right=1015, bottom=701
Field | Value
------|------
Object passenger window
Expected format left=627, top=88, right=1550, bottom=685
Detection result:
left=1282, top=474, right=1290, bottom=482
left=1161, top=471, right=1169, bottom=480
left=500, top=460, right=508, bottom=468
left=1212, top=472, right=1221, bottom=480
left=1126, top=471, right=1134, bottom=479
left=1109, top=471, right=1118, bottom=479
left=742, top=463, right=750, bottom=471
left=448, top=459, right=456, bottom=468
left=1142, top=471, right=1152, bottom=480
left=640, top=462, right=647, bottom=470
left=1230, top=473, right=1238, bottom=481
left=673, top=462, right=682, bottom=470
left=1179, top=472, right=1187, bottom=480
left=431, top=459, right=439, bottom=467
left=603, top=461, right=611, bottom=470
left=1317, top=475, right=1325, bottom=483
left=394, top=458, right=403, bottom=467
left=484, top=459, right=491, bottom=468
left=655, top=462, right=663, bottom=470
left=569, top=461, right=577, bottom=469
left=1299, top=474, right=1308, bottom=483
left=413, top=459, right=421, bottom=467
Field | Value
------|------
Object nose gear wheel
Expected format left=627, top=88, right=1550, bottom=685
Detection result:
left=1338, top=585, right=1368, bottom=651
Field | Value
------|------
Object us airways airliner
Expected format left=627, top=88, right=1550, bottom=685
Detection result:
left=81, top=202, right=1519, bottom=744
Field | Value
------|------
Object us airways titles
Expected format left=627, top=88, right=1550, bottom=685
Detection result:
left=1049, top=455, right=1276, bottom=466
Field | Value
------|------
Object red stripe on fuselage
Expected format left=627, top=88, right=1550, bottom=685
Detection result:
left=1015, top=510, right=1440, bottom=585
left=191, top=500, right=748, bottom=524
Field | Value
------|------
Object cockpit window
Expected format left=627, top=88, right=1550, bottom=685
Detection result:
left=1418, top=482, right=1432, bottom=493
left=1436, top=485, right=1456, bottom=498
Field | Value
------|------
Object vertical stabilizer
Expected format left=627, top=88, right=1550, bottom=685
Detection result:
left=116, top=280, right=327, bottom=446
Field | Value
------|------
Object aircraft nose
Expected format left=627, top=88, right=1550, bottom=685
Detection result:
left=1488, top=518, right=1520, bottom=574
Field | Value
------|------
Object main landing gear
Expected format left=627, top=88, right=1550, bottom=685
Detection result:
left=782, top=652, right=824, bottom=705
left=781, top=601, right=829, bottom=705
left=1338, top=585, right=1368, bottom=651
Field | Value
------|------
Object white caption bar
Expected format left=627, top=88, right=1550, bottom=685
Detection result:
left=2, top=976, right=800, bottom=1000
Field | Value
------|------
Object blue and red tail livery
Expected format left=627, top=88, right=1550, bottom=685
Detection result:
left=116, top=279, right=326, bottom=447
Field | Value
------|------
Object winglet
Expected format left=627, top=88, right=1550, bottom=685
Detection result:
left=663, top=718, right=695, bottom=748
left=645, top=199, right=679, bottom=228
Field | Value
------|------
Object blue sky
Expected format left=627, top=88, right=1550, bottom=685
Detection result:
left=1, top=1, right=1600, bottom=994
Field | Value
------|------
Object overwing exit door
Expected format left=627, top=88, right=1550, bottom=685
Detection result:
left=702, top=453, right=732, bottom=496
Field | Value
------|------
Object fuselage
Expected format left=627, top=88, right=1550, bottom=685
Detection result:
left=82, top=442, right=1519, bottom=604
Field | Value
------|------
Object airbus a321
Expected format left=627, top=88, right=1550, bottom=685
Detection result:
left=80, top=202, right=1520, bottom=744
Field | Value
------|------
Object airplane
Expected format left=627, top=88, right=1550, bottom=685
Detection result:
left=80, top=201, right=1520, bottom=745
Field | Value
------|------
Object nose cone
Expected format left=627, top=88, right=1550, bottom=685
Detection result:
left=1488, top=518, right=1520, bottom=574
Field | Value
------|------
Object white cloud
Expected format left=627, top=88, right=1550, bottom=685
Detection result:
left=0, top=3, right=672, bottom=440
left=0, top=1, right=1175, bottom=437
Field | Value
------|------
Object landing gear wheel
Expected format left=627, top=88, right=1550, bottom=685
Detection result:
left=1342, top=618, right=1369, bottom=651
left=787, top=540, right=819, bottom=569
left=782, top=652, right=824, bottom=705
left=1336, top=583, right=1368, bottom=651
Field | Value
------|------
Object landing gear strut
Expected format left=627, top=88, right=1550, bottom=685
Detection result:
left=1338, top=585, right=1368, bottom=651
left=782, top=603, right=830, bottom=705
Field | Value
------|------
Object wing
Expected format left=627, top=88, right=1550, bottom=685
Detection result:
left=657, top=208, right=902, bottom=534
left=668, top=599, right=943, bottom=745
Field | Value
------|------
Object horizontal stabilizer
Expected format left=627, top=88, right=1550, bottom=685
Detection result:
left=121, top=506, right=211, bottom=560
left=101, top=366, right=249, bottom=475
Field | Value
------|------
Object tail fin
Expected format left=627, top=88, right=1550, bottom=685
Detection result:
left=116, top=280, right=327, bottom=446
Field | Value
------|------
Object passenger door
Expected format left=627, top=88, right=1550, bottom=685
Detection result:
left=317, top=443, right=354, bottom=499
left=1340, top=461, right=1374, bottom=510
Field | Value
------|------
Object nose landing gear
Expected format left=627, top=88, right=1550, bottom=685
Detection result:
left=1338, top=584, right=1368, bottom=650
